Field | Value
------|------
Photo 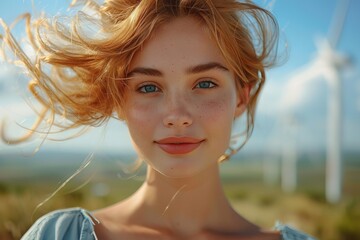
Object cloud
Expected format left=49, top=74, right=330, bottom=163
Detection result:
left=252, top=52, right=360, bottom=153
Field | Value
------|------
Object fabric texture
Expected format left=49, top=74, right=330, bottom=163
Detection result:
left=21, top=208, right=99, bottom=240
left=21, top=208, right=316, bottom=240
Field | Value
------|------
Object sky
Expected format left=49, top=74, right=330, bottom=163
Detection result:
left=0, top=0, right=359, bottom=157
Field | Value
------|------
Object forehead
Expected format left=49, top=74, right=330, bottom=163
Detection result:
left=129, top=16, right=227, bottom=71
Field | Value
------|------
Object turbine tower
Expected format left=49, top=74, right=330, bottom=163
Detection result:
left=282, top=0, right=351, bottom=203
left=281, top=115, right=298, bottom=193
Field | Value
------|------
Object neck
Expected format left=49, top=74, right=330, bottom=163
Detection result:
left=126, top=163, right=245, bottom=237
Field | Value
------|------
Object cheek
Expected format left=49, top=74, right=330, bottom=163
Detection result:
left=196, top=95, right=236, bottom=157
left=125, top=96, right=163, bottom=122
left=126, top=102, right=151, bottom=124
left=196, top=94, right=237, bottom=123
left=124, top=101, right=158, bottom=142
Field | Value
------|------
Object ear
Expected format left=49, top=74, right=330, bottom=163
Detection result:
left=234, top=84, right=251, bottom=118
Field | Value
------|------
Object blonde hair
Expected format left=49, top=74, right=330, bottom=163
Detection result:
left=1, top=0, right=278, bottom=157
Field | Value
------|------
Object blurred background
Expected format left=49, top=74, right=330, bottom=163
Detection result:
left=0, top=0, right=359, bottom=239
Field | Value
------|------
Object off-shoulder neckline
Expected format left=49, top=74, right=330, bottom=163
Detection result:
left=57, top=207, right=314, bottom=240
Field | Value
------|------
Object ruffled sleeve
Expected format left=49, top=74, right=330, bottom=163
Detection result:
left=275, top=222, right=317, bottom=240
left=21, top=207, right=99, bottom=240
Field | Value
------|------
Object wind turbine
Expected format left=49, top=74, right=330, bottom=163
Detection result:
left=281, top=0, right=351, bottom=203
left=280, top=115, right=299, bottom=193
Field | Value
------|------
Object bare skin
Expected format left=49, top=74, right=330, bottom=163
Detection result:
left=93, top=166, right=280, bottom=240
left=92, top=16, right=281, bottom=240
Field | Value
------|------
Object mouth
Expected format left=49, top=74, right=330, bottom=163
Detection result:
left=154, top=137, right=205, bottom=155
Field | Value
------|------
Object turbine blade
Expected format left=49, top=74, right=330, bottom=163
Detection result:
left=287, top=62, right=324, bottom=84
left=280, top=62, right=326, bottom=110
left=328, top=0, right=350, bottom=48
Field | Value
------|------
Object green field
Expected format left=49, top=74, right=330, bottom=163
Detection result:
left=0, top=151, right=359, bottom=240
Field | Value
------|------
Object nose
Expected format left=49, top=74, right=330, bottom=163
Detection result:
left=162, top=96, right=193, bottom=128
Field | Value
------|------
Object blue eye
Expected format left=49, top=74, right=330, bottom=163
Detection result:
left=138, top=84, right=159, bottom=93
left=195, top=80, right=217, bottom=89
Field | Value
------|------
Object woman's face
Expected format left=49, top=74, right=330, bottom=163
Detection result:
left=122, top=16, right=246, bottom=178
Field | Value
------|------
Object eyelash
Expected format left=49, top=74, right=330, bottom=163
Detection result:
left=136, top=79, right=218, bottom=93
left=137, top=83, right=160, bottom=93
left=194, top=80, right=217, bottom=89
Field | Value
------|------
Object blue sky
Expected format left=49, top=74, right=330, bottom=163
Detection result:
left=0, top=0, right=359, bottom=156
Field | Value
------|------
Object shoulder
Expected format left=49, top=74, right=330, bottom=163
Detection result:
left=275, top=222, right=317, bottom=240
left=21, top=207, right=99, bottom=240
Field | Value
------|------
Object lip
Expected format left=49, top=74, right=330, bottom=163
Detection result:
left=154, top=137, right=205, bottom=155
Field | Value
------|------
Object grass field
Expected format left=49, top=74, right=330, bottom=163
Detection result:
left=0, top=151, right=359, bottom=240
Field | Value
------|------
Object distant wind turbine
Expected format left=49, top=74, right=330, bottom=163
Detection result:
left=281, top=115, right=298, bottom=193
left=281, top=0, right=352, bottom=203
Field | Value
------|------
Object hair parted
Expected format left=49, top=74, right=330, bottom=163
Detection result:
left=0, top=0, right=279, bottom=153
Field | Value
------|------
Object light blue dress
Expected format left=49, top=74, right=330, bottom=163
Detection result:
left=21, top=207, right=316, bottom=240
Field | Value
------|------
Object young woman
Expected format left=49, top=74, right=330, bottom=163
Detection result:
left=1, top=0, right=315, bottom=239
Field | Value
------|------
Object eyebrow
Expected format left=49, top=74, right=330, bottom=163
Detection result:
left=127, top=62, right=229, bottom=77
